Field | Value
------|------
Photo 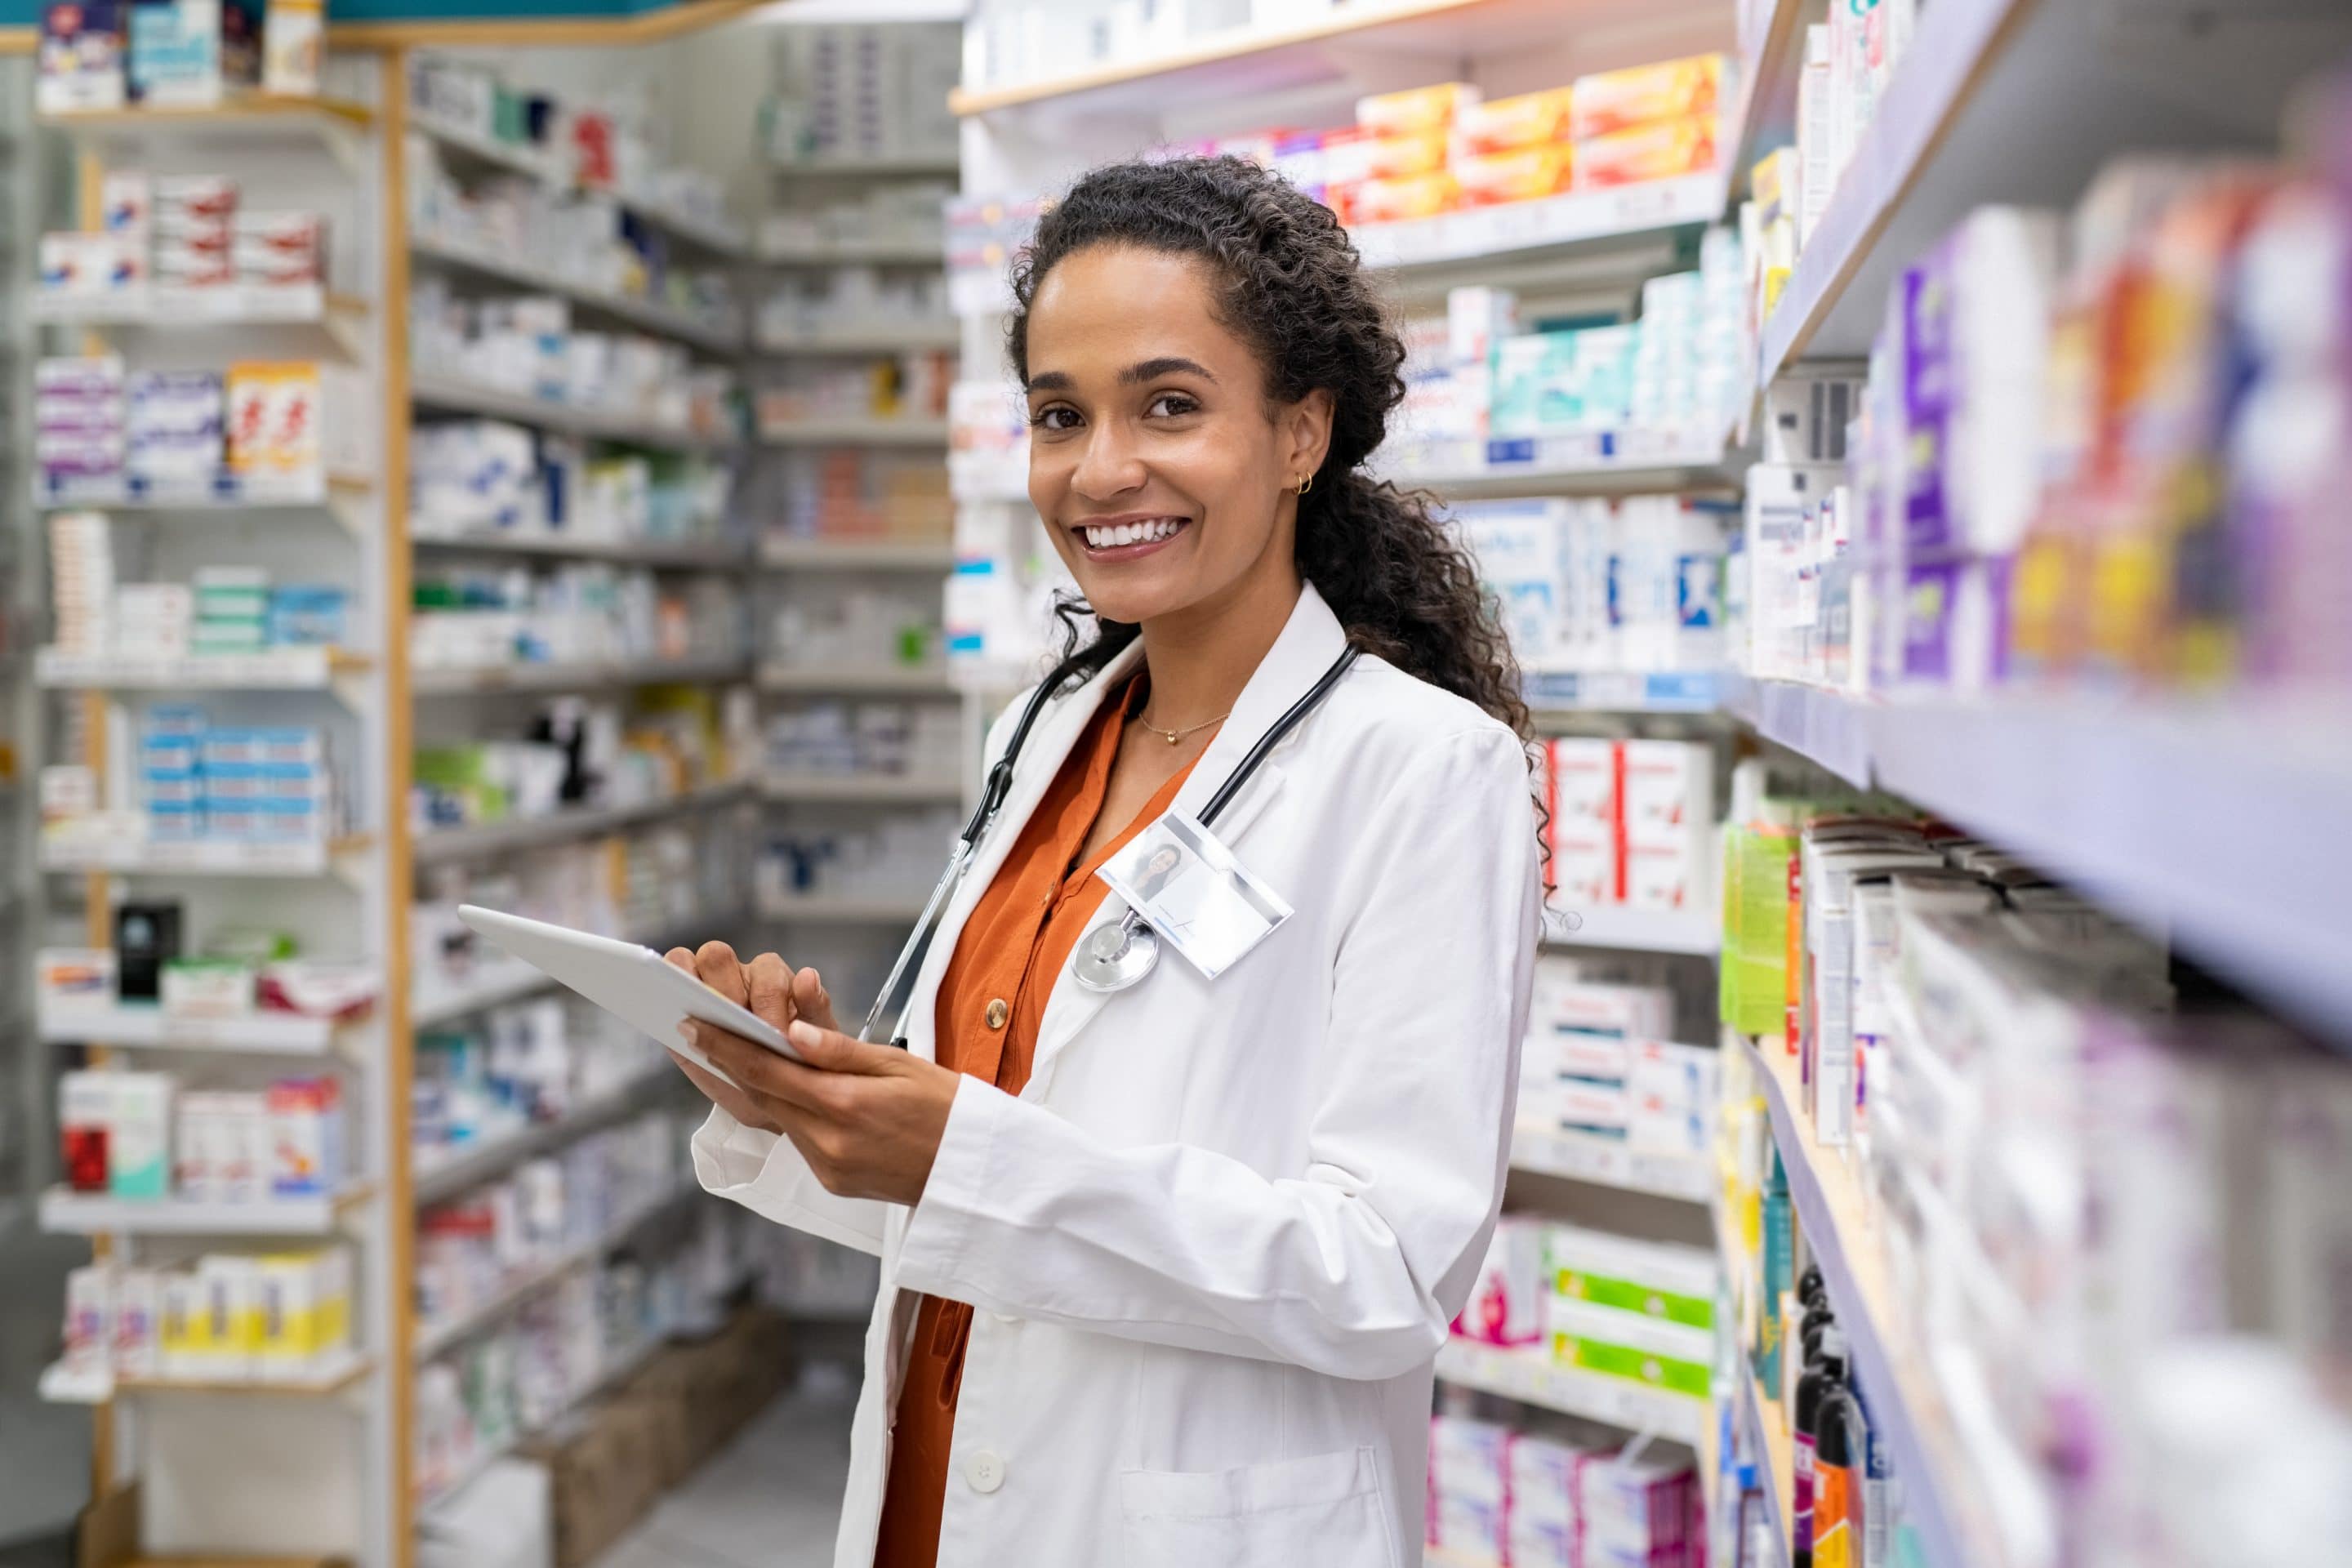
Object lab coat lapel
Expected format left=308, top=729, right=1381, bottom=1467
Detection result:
left=1024, top=583, right=1349, bottom=1094
left=896, top=638, right=1147, bottom=1064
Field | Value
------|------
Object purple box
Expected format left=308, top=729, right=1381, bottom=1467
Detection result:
left=1900, top=256, right=1958, bottom=557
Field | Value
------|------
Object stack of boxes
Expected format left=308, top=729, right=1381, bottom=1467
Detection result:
left=1454, top=497, right=1735, bottom=677
left=763, top=20, right=960, bottom=167
left=47, top=512, right=114, bottom=655
left=33, top=0, right=322, bottom=109
left=1567, top=54, right=1725, bottom=192
left=1427, top=1409, right=1702, bottom=1566
left=1538, top=738, right=1717, bottom=917
left=35, top=354, right=359, bottom=498
left=61, top=1249, right=354, bottom=1387
left=1521, top=961, right=1717, bottom=1157
left=1452, top=1213, right=1718, bottom=1401
left=35, top=355, right=127, bottom=500
left=59, top=1066, right=345, bottom=1201
left=143, top=706, right=338, bottom=846
left=41, top=173, right=328, bottom=308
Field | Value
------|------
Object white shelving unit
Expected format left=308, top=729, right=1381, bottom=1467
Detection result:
left=24, top=76, right=406, bottom=1568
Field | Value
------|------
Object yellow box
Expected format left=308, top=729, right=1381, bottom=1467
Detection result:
left=1753, top=147, right=1800, bottom=228
left=1361, top=130, right=1450, bottom=180
left=1570, top=53, right=1724, bottom=141
left=1455, top=86, right=1578, bottom=155
left=1356, top=81, right=1479, bottom=136
left=1343, top=171, right=1459, bottom=225
left=1573, top=114, right=1719, bottom=191
left=1456, top=145, right=1575, bottom=207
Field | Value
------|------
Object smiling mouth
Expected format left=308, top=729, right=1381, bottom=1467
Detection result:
left=1072, top=516, right=1192, bottom=558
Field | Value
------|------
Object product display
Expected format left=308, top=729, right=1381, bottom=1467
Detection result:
left=408, top=560, right=746, bottom=675
left=11, top=10, right=2350, bottom=1568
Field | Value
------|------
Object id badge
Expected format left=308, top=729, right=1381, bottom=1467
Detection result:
left=1097, top=810, right=1292, bottom=981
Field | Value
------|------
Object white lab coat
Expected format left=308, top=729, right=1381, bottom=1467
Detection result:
left=693, top=582, right=1541, bottom=1567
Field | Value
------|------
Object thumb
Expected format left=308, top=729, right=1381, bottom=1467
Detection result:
left=785, top=1017, right=875, bottom=1074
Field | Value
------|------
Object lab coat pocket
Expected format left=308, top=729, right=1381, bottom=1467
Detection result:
left=1117, top=1445, right=1396, bottom=1568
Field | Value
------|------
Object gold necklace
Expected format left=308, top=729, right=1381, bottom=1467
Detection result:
left=1135, top=708, right=1229, bottom=746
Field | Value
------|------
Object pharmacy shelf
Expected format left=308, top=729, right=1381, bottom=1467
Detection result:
left=410, top=372, right=735, bottom=453
left=1508, top=1122, right=1713, bottom=1203
left=35, top=95, right=376, bottom=153
left=760, top=236, right=945, bottom=266
left=951, top=0, right=1617, bottom=117
left=1356, top=172, right=1726, bottom=274
left=40, top=834, right=372, bottom=878
left=757, top=893, right=931, bottom=924
left=1754, top=0, right=2349, bottom=381
left=758, top=537, right=956, bottom=572
left=755, top=321, right=960, bottom=354
left=410, top=528, right=750, bottom=569
left=1739, top=1372, right=1795, bottom=1568
left=411, top=960, right=551, bottom=1031
left=409, top=111, right=556, bottom=180
left=1526, top=670, right=1722, bottom=715
left=412, top=1183, right=697, bottom=1361
left=412, top=1065, right=677, bottom=1207
left=1543, top=904, right=1720, bottom=956
left=410, top=230, right=741, bottom=354
left=38, top=1183, right=374, bottom=1237
left=768, top=154, right=960, bottom=177
left=38, top=1002, right=358, bottom=1056
left=411, top=653, right=751, bottom=697
left=35, top=647, right=369, bottom=690
left=409, top=114, right=750, bottom=258
left=1432, top=1339, right=1706, bottom=1446
left=758, top=417, right=951, bottom=447
left=417, top=1316, right=677, bottom=1513
left=34, top=470, right=372, bottom=510
left=1722, top=0, right=1807, bottom=207
left=412, top=782, right=751, bottom=865
left=40, top=1350, right=374, bottom=1405
left=1740, top=1030, right=1984, bottom=1568
left=755, top=662, right=955, bottom=695
left=1383, top=427, right=1740, bottom=500
left=32, top=286, right=368, bottom=327
left=760, top=773, right=964, bottom=804
left=1718, top=678, right=2352, bottom=1048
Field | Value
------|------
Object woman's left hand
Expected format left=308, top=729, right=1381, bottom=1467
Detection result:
left=684, top=1004, right=964, bottom=1207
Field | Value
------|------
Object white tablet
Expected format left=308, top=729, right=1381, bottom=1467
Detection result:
left=456, top=906, right=804, bottom=1088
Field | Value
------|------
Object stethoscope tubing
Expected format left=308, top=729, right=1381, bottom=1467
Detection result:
left=860, top=644, right=1359, bottom=1042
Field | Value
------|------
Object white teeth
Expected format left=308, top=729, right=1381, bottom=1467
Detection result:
left=1082, top=519, right=1183, bottom=549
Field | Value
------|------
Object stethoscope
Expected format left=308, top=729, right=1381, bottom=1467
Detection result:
left=857, top=644, right=1361, bottom=1045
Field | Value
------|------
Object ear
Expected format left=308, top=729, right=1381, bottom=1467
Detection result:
left=1283, top=387, right=1336, bottom=488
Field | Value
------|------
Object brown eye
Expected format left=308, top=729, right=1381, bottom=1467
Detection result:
left=1146, top=393, right=1200, bottom=418
left=1031, top=405, right=1081, bottom=432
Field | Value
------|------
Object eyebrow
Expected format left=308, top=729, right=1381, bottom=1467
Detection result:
left=1024, top=356, right=1219, bottom=394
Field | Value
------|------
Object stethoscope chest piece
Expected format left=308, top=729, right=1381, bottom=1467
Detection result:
left=1072, top=914, right=1160, bottom=992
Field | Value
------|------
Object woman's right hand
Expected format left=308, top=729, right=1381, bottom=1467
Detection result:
left=662, top=941, right=840, bottom=1134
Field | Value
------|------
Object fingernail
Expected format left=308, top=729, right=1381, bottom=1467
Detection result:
left=788, top=1020, right=818, bottom=1047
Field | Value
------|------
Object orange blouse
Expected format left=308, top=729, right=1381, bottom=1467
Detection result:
left=870, top=676, right=1199, bottom=1568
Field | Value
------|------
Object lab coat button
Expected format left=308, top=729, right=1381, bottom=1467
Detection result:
left=985, top=998, right=1009, bottom=1031
left=965, top=1449, right=1006, bottom=1494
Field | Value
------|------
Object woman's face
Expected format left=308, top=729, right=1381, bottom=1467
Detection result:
left=1023, top=243, right=1332, bottom=630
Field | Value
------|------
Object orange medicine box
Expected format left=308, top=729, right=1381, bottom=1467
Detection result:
left=1568, top=52, right=1724, bottom=142
left=1456, top=145, right=1575, bottom=207
left=1454, top=86, right=1578, bottom=156
left=1572, top=114, right=1719, bottom=190
left=1355, top=81, right=1478, bottom=136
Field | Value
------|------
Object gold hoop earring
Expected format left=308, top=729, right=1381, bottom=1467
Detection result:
left=1294, top=472, right=1313, bottom=497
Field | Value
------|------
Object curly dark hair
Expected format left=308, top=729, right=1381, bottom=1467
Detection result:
left=1007, top=154, right=1531, bottom=742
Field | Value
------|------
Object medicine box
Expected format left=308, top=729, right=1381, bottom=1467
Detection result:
left=1453, top=1215, right=1546, bottom=1346
left=1542, top=1223, right=1717, bottom=1330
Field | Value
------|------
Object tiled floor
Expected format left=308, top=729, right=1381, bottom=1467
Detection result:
left=591, top=1366, right=859, bottom=1568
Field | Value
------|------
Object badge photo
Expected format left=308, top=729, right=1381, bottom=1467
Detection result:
left=1097, top=810, right=1293, bottom=982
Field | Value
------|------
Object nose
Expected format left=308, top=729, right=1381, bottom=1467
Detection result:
left=1070, top=418, right=1147, bottom=503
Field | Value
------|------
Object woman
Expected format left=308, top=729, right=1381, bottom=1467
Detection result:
left=668, top=155, right=1542, bottom=1568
